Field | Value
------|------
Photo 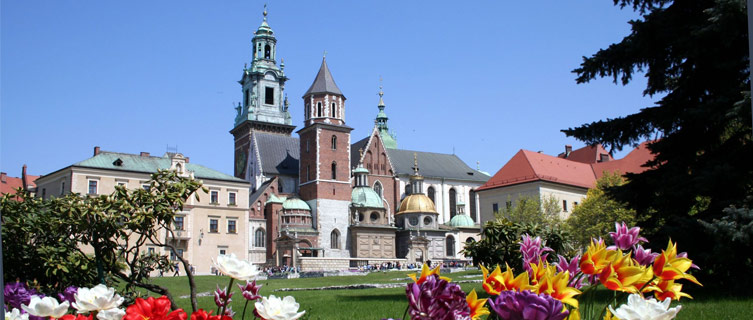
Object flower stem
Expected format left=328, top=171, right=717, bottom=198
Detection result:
left=401, top=304, right=409, bottom=320
left=241, top=299, right=249, bottom=320
left=220, top=278, right=235, bottom=317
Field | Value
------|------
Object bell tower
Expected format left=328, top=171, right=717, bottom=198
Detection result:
left=231, top=6, right=295, bottom=180
left=298, top=56, right=353, bottom=257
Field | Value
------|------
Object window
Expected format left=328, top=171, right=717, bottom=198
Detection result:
left=331, top=135, right=337, bottom=150
left=174, top=216, right=184, bottom=230
left=219, top=249, right=226, bottom=255
left=148, top=247, right=155, bottom=255
left=331, top=102, right=336, bottom=117
left=469, top=190, right=477, bottom=222
left=331, top=162, right=337, bottom=180
left=446, top=236, right=455, bottom=257
left=423, top=216, right=433, bottom=226
left=264, top=44, right=271, bottom=59
left=358, top=212, right=364, bottom=222
left=228, top=192, right=237, bottom=205
left=277, top=179, right=283, bottom=193
left=330, top=230, right=340, bottom=249
left=42, top=188, right=46, bottom=199
left=170, top=249, right=183, bottom=261
left=563, top=200, right=568, bottom=212
left=405, top=184, right=412, bottom=195
left=374, top=181, right=383, bottom=198
left=210, top=190, right=219, bottom=204
left=227, top=220, right=237, bottom=234
left=492, top=203, right=499, bottom=213
left=409, top=216, right=418, bottom=226
left=142, top=184, right=151, bottom=191
left=449, top=188, right=457, bottom=218
left=317, top=102, right=322, bottom=117
left=265, top=87, right=274, bottom=105
left=255, top=229, right=265, bottom=247
left=306, top=165, right=311, bottom=181
left=466, top=237, right=476, bottom=243
left=88, top=180, right=98, bottom=195
left=117, top=181, right=127, bottom=187
left=427, top=186, right=435, bottom=204
left=370, top=212, right=379, bottom=222
left=574, top=201, right=579, bottom=207
left=209, top=219, right=219, bottom=233
left=60, top=181, right=65, bottom=195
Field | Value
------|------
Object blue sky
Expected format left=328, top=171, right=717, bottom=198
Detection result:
left=1, top=1, right=657, bottom=178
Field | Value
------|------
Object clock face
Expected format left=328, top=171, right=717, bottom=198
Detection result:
left=409, top=216, right=418, bottom=226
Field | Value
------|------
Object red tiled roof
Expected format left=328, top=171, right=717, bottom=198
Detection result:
left=477, top=142, right=655, bottom=192
left=0, top=174, right=25, bottom=195
left=559, top=145, right=613, bottom=164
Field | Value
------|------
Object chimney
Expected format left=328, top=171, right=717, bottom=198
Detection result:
left=94, top=146, right=101, bottom=156
left=1, top=172, right=6, bottom=183
left=565, top=145, right=572, bottom=157
left=185, top=157, right=189, bottom=163
left=140, top=152, right=150, bottom=157
left=599, top=153, right=610, bottom=162
left=21, top=164, right=28, bottom=189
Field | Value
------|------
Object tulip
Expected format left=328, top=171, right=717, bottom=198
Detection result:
left=653, top=241, right=701, bottom=285
left=466, top=289, right=489, bottom=320
left=5, top=282, right=38, bottom=310
left=213, top=286, right=233, bottom=308
left=480, top=264, right=530, bottom=295
left=22, top=296, right=70, bottom=318
left=212, top=253, right=260, bottom=281
left=254, top=295, right=305, bottom=320
left=609, top=293, right=682, bottom=320
left=520, top=234, right=553, bottom=274
left=124, top=296, right=186, bottom=320
left=488, top=290, right=569, bottom=320
left=96, top=308, right=125, bottom=320
left=408, top=264, right=450, bottom=285
left=608, top=222, right=648, bottom=250
left=57, top=287, right=79, bottom=305
left=238, top=280, right=262, bottom=301
left=5, top=308, right=30, bottom=320
left=532, top=270, right=581, bottom=308
left=72, top=284, right=124, bottom=314
left=405, top=275, right=470, bottom=320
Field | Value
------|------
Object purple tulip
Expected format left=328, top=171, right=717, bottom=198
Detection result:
left=4, top=282, right=36, bottom=310
left=519, top=234, right=553, bottom=274
left=633, top=245, right=660, bottom=266
left=57, top=286, right=78, bottom=305
left=555, top=255, right=587, bottom=289
left=406, top=275, right=470, bottom=320
left=608, top=222, right=648, bottom=250
left=214, top=285, right=233, bottom=308
left=488, top=290, right=569, bottom=320
left=238, top=280, right=262, bottom=301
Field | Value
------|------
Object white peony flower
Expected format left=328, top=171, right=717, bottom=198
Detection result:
left=72, top=284, right=124, bottom=313
left=212, top=253, right=260, bottom=281
left=609, top=294, right=682, bottom=320
left=22, top=296, right=70, bottom=318
left=96, top=308, right=125, bottom=320
left=254, top=295, right=305, bottom=320
left=5, top=308, right=30, bottom=320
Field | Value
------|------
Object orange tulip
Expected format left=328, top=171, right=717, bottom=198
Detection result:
left=653, top=241, right=701, bottom=286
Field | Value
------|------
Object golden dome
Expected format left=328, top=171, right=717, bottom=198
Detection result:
left=397, top=194, right=437, bottom=215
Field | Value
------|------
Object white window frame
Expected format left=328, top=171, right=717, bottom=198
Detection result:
left=87, top=179, right=98, bottom=195
left=227, top=218, right=238, bottom=234
left=228, top=191, right=237, bottom=206
left=209, top=218, right=219, bottom=233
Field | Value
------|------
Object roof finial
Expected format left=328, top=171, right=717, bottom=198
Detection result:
left=476, top=161, right=480, bottom=170
left=323, top=50, right=327, bottom=59
left=263, top=3, right=268, bottom=21
left=413, top=152, right=419, bottom=175
left=378, top=76, right=384, bottom=97
left=359, top=148, right=364, bottom=158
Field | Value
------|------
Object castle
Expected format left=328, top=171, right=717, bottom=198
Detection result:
left=231, top=9, right=489, bottom=269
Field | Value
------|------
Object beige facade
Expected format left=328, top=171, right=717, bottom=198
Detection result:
left=34, top=150, right=251, bottom=275
left=478, top=181, right=587, bottom=225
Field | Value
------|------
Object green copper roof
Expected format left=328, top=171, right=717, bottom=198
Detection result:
left=379, top=130, right=398, bottom=149
left=74, top=152, right=246, bottom=183
left=351, top=187, right=384, bottom=208
left=282, top=197, right=311, bottom=211
left=266, top=193, right=286, bottom=205
left=353, top=166, right=369, bottom=174
left=448, top=214, right=475, bottom=227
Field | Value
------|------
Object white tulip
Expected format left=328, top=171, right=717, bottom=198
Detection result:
left=22, top=296, right=70, bottom=318
left=5, top=308, right=30, bottom=320
left=96, top=308, right=125, bottom=320
left=609, top=294, right=682, bottom=320
left=212, top=253, right=260, bottom=281
left=72, top=284, right=124, bottom=313
left=254, top=295, right=305, bottom=320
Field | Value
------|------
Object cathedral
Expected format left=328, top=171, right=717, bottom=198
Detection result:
left=231, top=10, right=489, bottom=269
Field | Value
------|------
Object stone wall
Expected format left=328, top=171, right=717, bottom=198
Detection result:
left=298, top=257, right=408, bottom=272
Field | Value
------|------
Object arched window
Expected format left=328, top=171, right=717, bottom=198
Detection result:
left=317, top=102, right=322, bottom=117
left=370, top=212, right=379, bottom=222
left=331, top=162, right=337, bottom=180
left=305, top=104, right=310, bottom=120
left=331, top=135, right=337, bottom=150
left=427, top=186, right=435, bottom=205
left=466, top=237, right=476, bottom=243
left=373, top=181, right=383, bottom=198
left=330, top=229, right=340, bottom=249
left=405, top=184, right=412, bottom=195
left=255, top=229, right=266, bottom=247
left=331, top=103, right=336, bottom=117
left=264, top=45, right=271, bottom=59
left=449, top=188, right=457, bottom=218
left=446, top=236, right=455, bottom=257
left=176, top=163, right=183, bottom=173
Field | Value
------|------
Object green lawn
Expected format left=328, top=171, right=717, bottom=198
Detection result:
left=144, top=270, right=753, bottom=320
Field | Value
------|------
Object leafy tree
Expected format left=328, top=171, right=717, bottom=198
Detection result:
left=495, top=195, right=563, bottom=228
left=1, top=170, right=204, bottom=310
left=565, top=172, right=638, bottom=248
left=462, top=219, right=572, bottom=271
left=562, top=0, right=752, bottom=289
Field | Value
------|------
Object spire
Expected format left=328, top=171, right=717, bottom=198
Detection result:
left=375, top=77, right=397, bottom=148
left=263, top=3, right=268, bottom=22
left=409, top=152, right=424, bottom=194
left=303, top=57, right=343, bottom=97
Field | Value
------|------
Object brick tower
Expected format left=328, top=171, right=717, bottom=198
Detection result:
left=298, top=57, right=353, bottom=257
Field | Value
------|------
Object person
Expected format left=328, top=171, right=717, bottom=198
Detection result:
left=173, top=262, right=180, bottom=276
